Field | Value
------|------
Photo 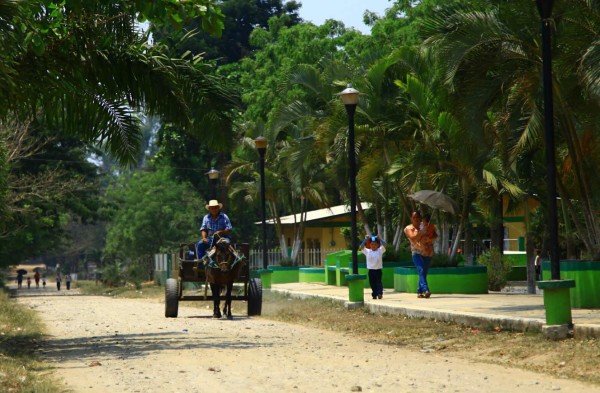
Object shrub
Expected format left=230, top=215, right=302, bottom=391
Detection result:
left=430, top=253, right=461, bottom=268
left=383, top=248, right=411, bottom=262
left=477, top=249, right=512, bottom=291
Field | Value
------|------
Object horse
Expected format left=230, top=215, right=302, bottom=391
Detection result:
left=203, top=237, right=246, bottom=319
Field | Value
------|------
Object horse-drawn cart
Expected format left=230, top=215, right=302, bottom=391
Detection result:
left=164, top=241, right=262, bottom=318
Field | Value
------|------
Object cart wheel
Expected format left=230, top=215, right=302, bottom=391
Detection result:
left=165, top=278, right=179, bottom=318
left=247, top=278, right=262, bottom=316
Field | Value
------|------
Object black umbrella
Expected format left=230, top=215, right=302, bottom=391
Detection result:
left=408, top=190, right=459, bottom=215
left=16, top=269, right=28, bottom=275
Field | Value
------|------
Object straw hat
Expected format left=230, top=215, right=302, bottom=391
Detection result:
left=205, top=199, right=223, bottom=210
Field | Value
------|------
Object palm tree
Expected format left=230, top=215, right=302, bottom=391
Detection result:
left=420, top=0, right=600, bottom=259
left=1, top=0, right=232, bottom=165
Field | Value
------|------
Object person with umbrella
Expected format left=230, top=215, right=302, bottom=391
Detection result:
left=404, top=211, right=432, bottom=298
left=16, top=269, right=27, bottom=289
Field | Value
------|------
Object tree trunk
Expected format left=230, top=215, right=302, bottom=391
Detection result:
left=490, top=195, right=504, bottom=252
left=526, top=231, right=536, bottom=294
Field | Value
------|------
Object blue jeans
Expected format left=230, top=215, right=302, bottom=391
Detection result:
left=368, top=269, right=383, bottom=298
left=196, top=236, right=230, bottom=258
left=412, top=253, right=429, bottom=293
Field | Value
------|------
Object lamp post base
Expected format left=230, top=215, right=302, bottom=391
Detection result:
left=541, top=324, right=573, bottom=340
left=346, top=274, right=366, bottom=304
left=258, top=269, right=273, bottom=289
left=537, top=279, right=575, bottom=327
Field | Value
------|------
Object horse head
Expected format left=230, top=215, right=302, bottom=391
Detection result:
left=214, top=238, right=233, bottom=272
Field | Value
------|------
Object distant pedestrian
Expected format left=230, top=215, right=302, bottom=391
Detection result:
left=65, top=274, right=72, bottom=290
left=56, top=272, right=62, bottom=291
left=17, top=273, right=23, bottom=289
left=42, top=275, right=47, bottom=288
left=26, top=276, right=31, bottom=289
left=34, top=271, right=40, bottom=288
left=534, top=250, right=542, bottom=281
left=360, top=234, right=386, bottom=300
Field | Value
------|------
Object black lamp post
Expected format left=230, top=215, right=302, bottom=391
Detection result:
left=536, top=0, right=560, bottom=280
left=254, top=136, right=268, bottom=269
left=206, top=167, right=220, bottom=200
left=339, top=84, right=360, bottom=275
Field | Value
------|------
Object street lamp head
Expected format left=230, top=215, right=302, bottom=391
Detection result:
left=338, top=84, right=360, bottom=106
left=206, top=167, right=220, bottom=180
left=254, top=136, right=268, bottom=155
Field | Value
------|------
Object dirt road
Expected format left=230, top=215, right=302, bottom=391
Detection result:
left=15, top=289, right=599, bottom=393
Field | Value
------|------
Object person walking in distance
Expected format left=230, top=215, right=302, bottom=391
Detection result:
left=404, top=211, right=431, bottom=298
left=27, top=276, right=31, bottom=289
left=56, top=272, right=62, bottom=291
left=65, top=273, right=72, bottom=290
left=42, top=275, right=47, bottom=288
left=534, top=249, right=542, bottom=281
left=34, top=271, right=40, bottom=288
left=360, top=234, right=386, bottom=299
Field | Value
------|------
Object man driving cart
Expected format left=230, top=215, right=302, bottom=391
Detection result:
left=197, top=199, right=233, bottom=259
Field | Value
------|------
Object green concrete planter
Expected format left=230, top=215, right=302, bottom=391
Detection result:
left=324, top=250, right=348, bottom=285
left=394, top=265, right=488, bottom=294
left=299, top=267, right=325, bottom=283
left=346, top=274, right=367, bottom=303
left=337, top=267, right=350, bottom=286
left=268, top=266, right=300, bottom=284
left=537, top=279, right=576, bottom=325
left=357, top=261, right=413, bottom=289
left=507, top=266, right=527, bottom=281
left=542, top=260, right=600, bottom=308
left=258, top=268, right=273, bottom=289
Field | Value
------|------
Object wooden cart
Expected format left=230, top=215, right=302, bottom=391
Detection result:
left=164, top=242, right=262, bottom=318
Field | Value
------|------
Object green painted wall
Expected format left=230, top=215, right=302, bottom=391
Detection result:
left=394, top=266, right=488, bottom=294
left=269, top=266, right=300, bottom=284
left=299, top=268, right=325, bottom=283
left=542, top=260, right=600, bottom=308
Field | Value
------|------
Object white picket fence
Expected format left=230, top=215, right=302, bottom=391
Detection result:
left=248, top=248, right=344, bottom=270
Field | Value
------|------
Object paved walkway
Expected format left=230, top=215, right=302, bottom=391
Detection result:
left=270, top=282, right=600, bottom=338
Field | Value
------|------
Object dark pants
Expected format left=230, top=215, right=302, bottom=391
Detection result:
left=66, top=282, right=71, bottom=290
left=368, top=269, right=383, bottom=298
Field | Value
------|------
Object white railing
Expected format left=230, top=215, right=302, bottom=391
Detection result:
left=248, top=248, right=344, bottom=270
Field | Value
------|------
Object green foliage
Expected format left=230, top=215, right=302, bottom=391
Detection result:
left=430, top=253, right=461, bottom=268
left=103, top=166, right=203, bottom=260
left=477, top=249, right=512, bottom=291
left=152, top=0, right=301, bottom=64
left=0, top=121, right=102, bottom=267
left=1, top=0, right=234, bottom=165
left=382, top=247, right=411, bottom=262
left=125, top=261, right=146, bottom=290
left=277, top=258, right=294, bottom=267
left=97, top=261, right=124, bottom=287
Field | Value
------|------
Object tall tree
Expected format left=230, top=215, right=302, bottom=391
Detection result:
left=1, top=0, right=232, bottom=165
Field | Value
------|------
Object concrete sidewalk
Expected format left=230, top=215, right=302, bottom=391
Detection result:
left=270, top=282, right=600, bottom=338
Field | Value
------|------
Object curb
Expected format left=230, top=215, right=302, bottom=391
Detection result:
left=270, top=288, right=600, bottom=338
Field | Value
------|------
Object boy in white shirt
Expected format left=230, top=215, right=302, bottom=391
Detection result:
left=360, top=235, right=386, bottom=299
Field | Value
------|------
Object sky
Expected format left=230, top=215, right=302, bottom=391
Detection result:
left=296, top=0, right=393, bottom=34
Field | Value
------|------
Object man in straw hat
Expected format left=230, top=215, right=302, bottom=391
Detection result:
left=197, top=199, right=233, bottom=259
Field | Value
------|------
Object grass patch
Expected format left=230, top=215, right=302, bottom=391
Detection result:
left=261, top=291, right=600, bottom=386
left=76, top=280, right=165, bottom=299
left=0, top=290, right=63, bottom=393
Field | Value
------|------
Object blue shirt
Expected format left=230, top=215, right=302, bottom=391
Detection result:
left=200, top=211, right=232, bottom=237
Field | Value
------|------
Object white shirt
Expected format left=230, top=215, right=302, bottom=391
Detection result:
left=361, top=246, right=386, bottom=270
